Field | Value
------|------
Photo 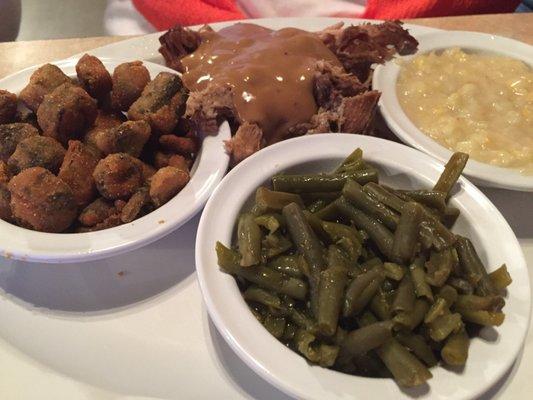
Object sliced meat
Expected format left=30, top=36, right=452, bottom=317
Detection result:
left=185, top=82, right=237, bottom=134
left=224, top=122, right=263, bottom=165
left=159, top=25, right=203, bottom=72
left=339, top=91, right=381, bottom=134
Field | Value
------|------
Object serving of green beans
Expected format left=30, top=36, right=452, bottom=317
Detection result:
left=215, top=148, right=511, bottom=388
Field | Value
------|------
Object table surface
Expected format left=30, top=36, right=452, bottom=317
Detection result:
left=0, top=12, right=531, bottom=400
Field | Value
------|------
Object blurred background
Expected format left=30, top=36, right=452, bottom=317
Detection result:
left=0, top=0, right=531, bottom=42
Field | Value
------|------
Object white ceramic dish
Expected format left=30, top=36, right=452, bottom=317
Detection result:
left=372, top=31, right=533, bottom=192
left=196, top=133, right=531, bottom=400
left=0, top=57, right=230, bottom=263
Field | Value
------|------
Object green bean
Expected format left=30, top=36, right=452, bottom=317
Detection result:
left=395, top=332, right=438, bottom=367
left=370, top=290, right=393, bottom=321
left=363, top=182, right=406, bottom=213
left=442, top=206, right=460, bottom=228
left=454, top=295, right=505, bottom=312
left=398, top=190, right=447, bottom=212
left=425, top=248, right=457, bottom=287
left=283, top=202, right=326, bottom=313
left=428, top=313, right=463, bottom=342
left=342, top=179, right=399, bottom=230
left=272, top=170, right=378, bottom=193
left=437, top=285, right=458, bottom=306
left=263, top=314, right=286, bottom=338
left=383, top=262, right=405, bottom=281
left=343, top=266, right=385, bottom=317
left=410, top=256, right=434, bottom=302
left=356, top=310, right=379, bottom=326
left=255, top=186, right=304, bottom=212
left=307, top=198, right=327, bottom=213
left=424, top=297, right=449, bottom=324
left=433, top=152, right=469, bottom=199
left=392, top=274, right=416, bottom=314
left=489, top=264, right=512, bottom=291
left=391, top=201, right=424, bottom=263
left=267, top=255, right=303, bottom=278
left=377, top=339, right=433, bottom=387
left=393, top=299, right=430, bottom=331
left=262, top=232, right=292, bottom=259
left=455, top=236, right=497, bottom=296
left=301, top=192, right=341, bottom=204
left=294, top=329, right=339, bottom=367
left=317, top=251, right=349, bottom=336
left=448, top=277, right=474, bottom=295
left=237, top=213, right=262, bottom=266
left=419, top=208, right=457, bottom=251
left=441, top=328, right=469, bottom=366
left=281, top=321, right=298, bottom=342
left=322, top=221, right=362, bottom=262
left=458, top=310, right=505, bottom=326
left=352, top=351, right=391, bottom=378
left=313, top=200, right=341, bottom=221
left=216, top=241, right=241, bottom=270
left=341, top=321, right=394, bottom=357
left=243, top=286, right=282, bottom=309
left=302, top=210, right=330, bottom=243
left=361, top=257, right=383, bottom=272
left=336, top=197, right=395, bottom=260
left=334, top=148, right=363, bottom=173
left=254, top=213, right=284, bottom=234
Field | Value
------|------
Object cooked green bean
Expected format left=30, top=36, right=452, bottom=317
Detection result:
left=410, top=256, right=434, bottom=302
left=442, top=206, right=460, bottom=228
left=237, top=213, right=262, bottom=266
left=294, top=329, right=339, bottom=367
left=267, top=255, right=303, bottom=278
left=334, top=148, right=364, bottom=173
left=263, top=315, right=286, bottom=338
left=283, top=202, right=326, bottom=313
left=370, top=290, right=393, bottom=321
left=272, top=170, right=378, bottom=193
left=254, top=213, right=284, bottom=234
left=352, top=351, right=391, bottom=378
left=377, top=339, right=433, bottom=387
left=301, top=191, right=341, bottom=204
left=425, top=248, right=457, bottom=287
left=441, top=328, right=469, bottom=366
left=383, top=262, right=405, bottom=281
left=262, top=232, right=292, bottom=258
left=336, top=196, right=395, bottom=260
left=428, top=313, right=463, bottom=342
left=458, top=310, right=505, bottom=326
left=424, top=297, right=449, bottom=324
left=341, top=321, right=394, bottom=357
left=343, top=266, right=385, bottom=317
left=455, top=236, right=497, bottom=296
left=317, top=249, right=349, bottom=336
left=393, top=299, right=430, bottom=331
left=454, top=295, right=505, bottom=312
left=281, top=321, right=298, bottom=342
left=437, top=285, right=458, bottom=307
left=307, top=198, right=328, bottom=213
left=322, top=221, right=362, bottom=261
left=399, top=190, right=447, bottom=212
left=363, top=182, right=405, bottom=213
left=313, top=200, right=341, bottom=221
left=255, top=186, right=304, bottom=212
left=391, top=202, right=424, bottom=263
left=448, top=277, right=474, bottom=295
left=395, top=332, right=438, bottom=367
left=419, top=208, right=457, bottom=251
left=433, top=152, right=469, bottom=199
left=489, top=264, right=513, bottom=291
left=392, top=274, right=416, bottom=314
left=342, top=179, right=399, bottom=230
left=244, top=286, right=282, bottom=309
left=302, top=210, right=330, bottom=243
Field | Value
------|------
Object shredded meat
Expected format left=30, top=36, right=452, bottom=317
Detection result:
left=224, top=122, right=264, bottom=165
left=159, top=25, right=203, bottom=72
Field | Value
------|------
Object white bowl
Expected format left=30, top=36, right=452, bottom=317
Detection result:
left=0, top=58, right=230, bottom=263
left=196, top=134, right=531, bottom=400
left=372, top=31, right=533, bottom=192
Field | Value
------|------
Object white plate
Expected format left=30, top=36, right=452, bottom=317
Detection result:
left=372, top=31, right=533, bottom=192
left=0, top=57, right=230, bottom=263
left=8, top=18, right=531, bottom=400
left=196, top=133, right=531, bottom=400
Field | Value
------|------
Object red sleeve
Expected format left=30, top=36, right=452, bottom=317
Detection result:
left=363, top=0, right=521, bottom=19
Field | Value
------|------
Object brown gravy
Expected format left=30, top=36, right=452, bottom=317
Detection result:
left=181, top=23, right=341, bottom=144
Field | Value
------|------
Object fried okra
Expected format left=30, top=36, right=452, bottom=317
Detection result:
left=128, top=72, right=188, bottom=134
left=0, top=183, right=12, bottom=222
left=78, top=197, right=119, bottom=227
left=149, top=166, right=190, bottom=207
left=8, top=136, right=66, bottom=174
left=58, top=140, right=101, bottom=208
left=0, top=123, right=40, bottom=162
left=8, top=167, right=77, bottom=232
left=84, top=109, right=126, bottom=147
left=110, top=61, right=150, bottom=111
left=37, top=83, right=97, bottom=145
left=0, top=90, right=17, bottom=124
left=93, top=120, right=151, bottom=157
left=19, top=64, right=71, bottom=112
left=93, top=153, right=143, bottom=200
left=75, top=54, right=113, bottom=99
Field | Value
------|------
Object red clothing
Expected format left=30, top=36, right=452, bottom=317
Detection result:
left=133, top=0, right=520, bottom=29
